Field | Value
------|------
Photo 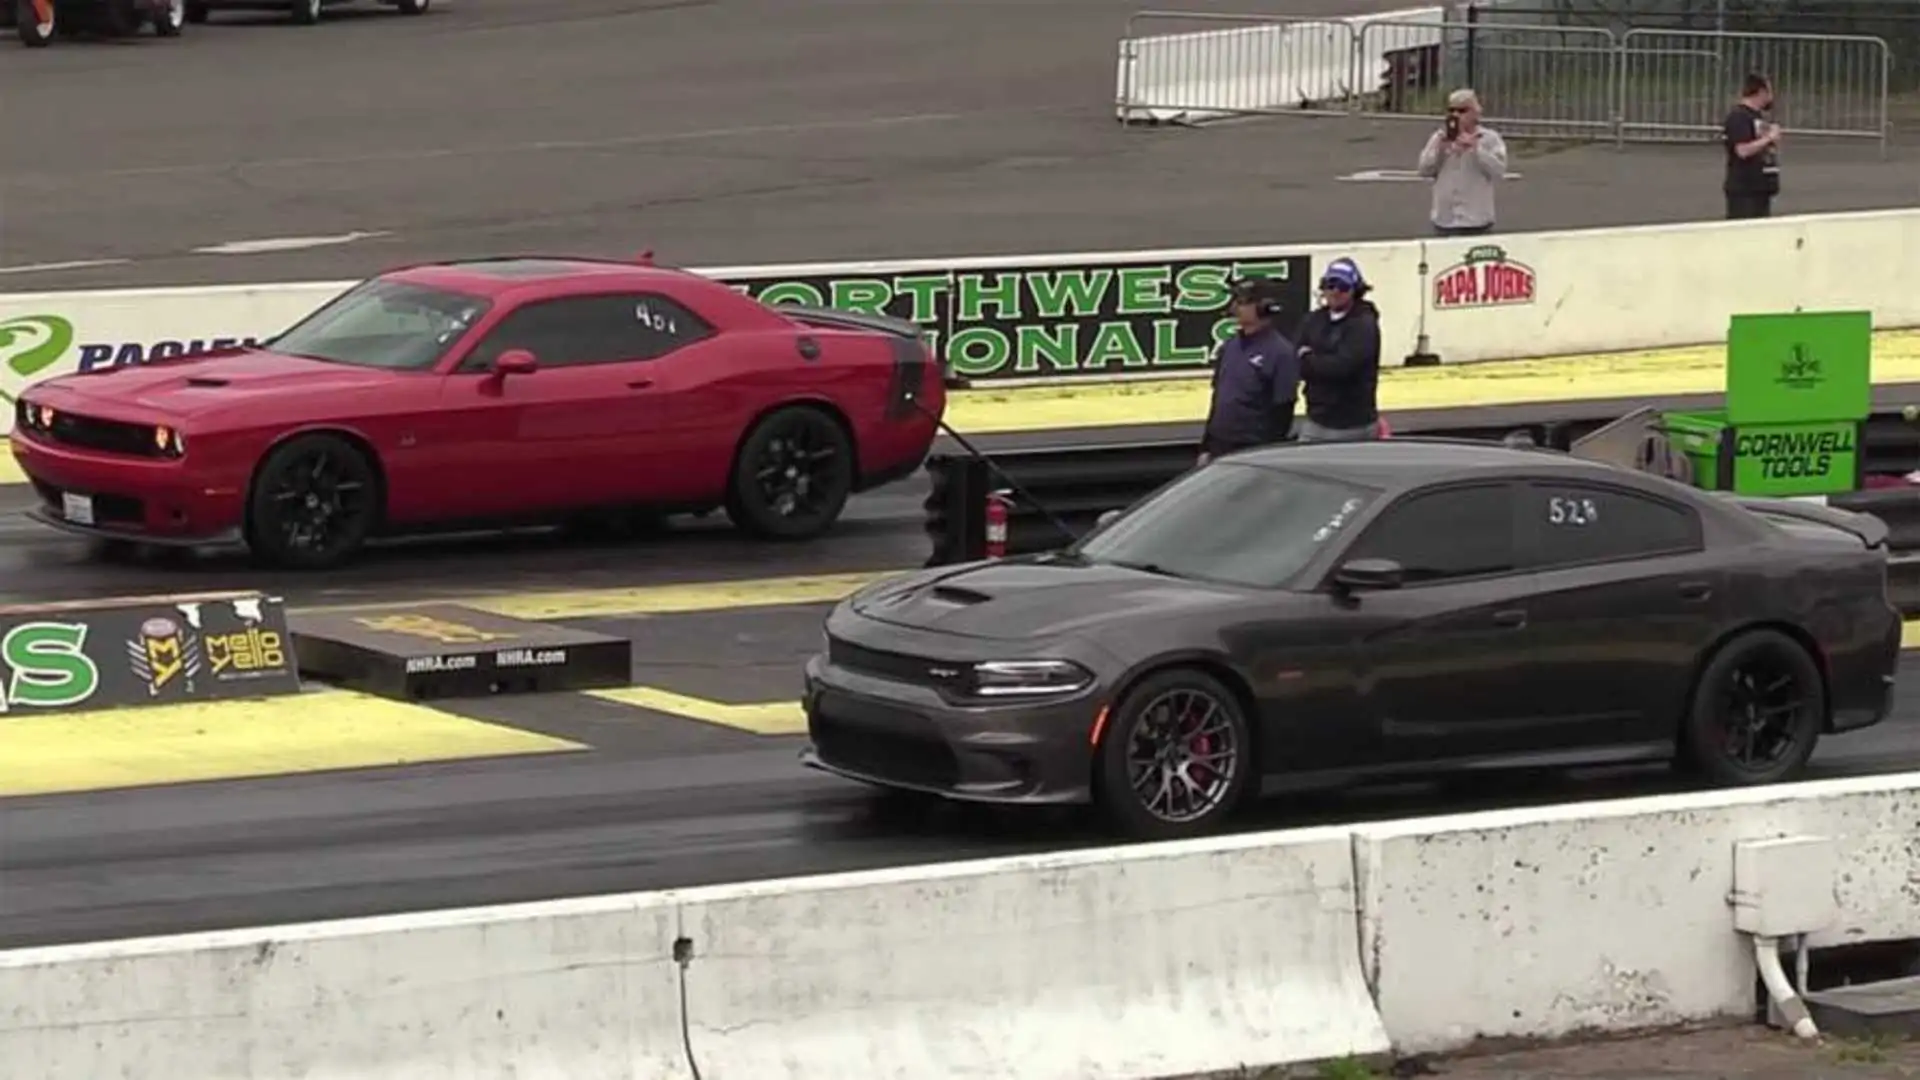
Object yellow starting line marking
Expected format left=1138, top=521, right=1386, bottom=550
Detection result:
left=0, top=689, right=581, bottom=798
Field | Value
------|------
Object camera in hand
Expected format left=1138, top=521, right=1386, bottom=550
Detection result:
left=1444, top=113, right=1460, bottom=140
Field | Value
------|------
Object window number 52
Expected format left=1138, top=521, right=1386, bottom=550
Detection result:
left=1549, top=496, right=1598, bottom=526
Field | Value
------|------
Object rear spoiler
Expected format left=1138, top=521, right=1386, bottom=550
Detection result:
left=1731, top=495, right=1890, bottom=549
left=772, top=303, right=925, bottom=340
left=771, top=303, right=970, bottom=389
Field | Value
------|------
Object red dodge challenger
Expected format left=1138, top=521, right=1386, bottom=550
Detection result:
left=12, top=256, right=953, bottom=569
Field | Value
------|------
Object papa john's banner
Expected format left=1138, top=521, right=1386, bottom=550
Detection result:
left=719, top=252, right=1314, bottom=381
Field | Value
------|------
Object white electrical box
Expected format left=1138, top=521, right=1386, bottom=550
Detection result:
left=1731, top=835, right=1839, bottom=937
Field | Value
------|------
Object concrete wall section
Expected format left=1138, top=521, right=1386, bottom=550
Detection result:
left=0, top=894, right=690, bottom=1080
left=1354, top=773, right=1920, bottom=1056
left=677, top=826, right=1389, bottom=1079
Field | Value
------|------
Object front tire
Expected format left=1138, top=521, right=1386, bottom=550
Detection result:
left=724, top=405, right=854, bottom=540
left=1094, top=667, right=1254, bottom=840
left=1675, top=629, right=1824, bottom=786
left=243, top=433, right=380, bottom=570
left=14, top=0, right=53, bottom=45
left=290, top=0, right=320, bottom=24
left=154, top=0, right=184, bottom=35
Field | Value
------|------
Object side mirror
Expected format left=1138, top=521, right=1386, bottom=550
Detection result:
left=1095, top=509, right=1123, bottom=530
left=1332, top=558, right=1404, bottom=592
left=493, top=349, right=538, bottom=376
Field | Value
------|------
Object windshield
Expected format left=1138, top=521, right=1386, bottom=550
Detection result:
left=1072, top=462, right=1378, bottom=588
left=269, top=278, right=491, bottom=371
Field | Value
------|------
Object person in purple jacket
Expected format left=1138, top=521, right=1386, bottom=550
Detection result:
left=1198, top=276, right=1299, bottom=466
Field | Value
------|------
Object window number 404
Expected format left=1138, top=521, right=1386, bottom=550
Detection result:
left=1549, top=496, right=1598, bottom=526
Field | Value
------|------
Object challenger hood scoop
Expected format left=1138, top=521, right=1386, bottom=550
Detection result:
left=851, top=557, right=1239, bottom=640
left=184, top=377, right=230, bottom=388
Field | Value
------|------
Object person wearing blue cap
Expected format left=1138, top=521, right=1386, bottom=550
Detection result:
left=1197, top=276, right=1299, bottom=466
left=1293, top=257, right=1382, bottom=442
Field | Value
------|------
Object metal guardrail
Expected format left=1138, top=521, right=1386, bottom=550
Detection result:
left=1118, top=10, right=1892, bottom=151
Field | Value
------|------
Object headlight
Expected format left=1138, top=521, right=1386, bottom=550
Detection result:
left=153, top=425, right=185, bottom=457
left=967, top=659, right=1094, bottom=698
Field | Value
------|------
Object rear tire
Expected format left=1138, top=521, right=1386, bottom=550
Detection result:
left=724, top=405, right=854, bottom=540
left=243, top=433, right=380, bottom=570
left=1094, top=667, right=1253, bottom=840
left=1674, top=629, right=1824, bottom=787
left=14, top=0, right=52, bottom=46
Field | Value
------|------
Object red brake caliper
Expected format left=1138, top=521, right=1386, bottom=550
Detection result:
left=31, top=0, right=54, bottom=23
left=1185, top=702, right=1215, bottom=787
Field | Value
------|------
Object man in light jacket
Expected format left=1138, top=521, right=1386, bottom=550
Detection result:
left=1417, top=87, right=1508, bottom=236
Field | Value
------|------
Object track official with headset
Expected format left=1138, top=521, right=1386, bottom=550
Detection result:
left=1295, top=257, right=1383, bottom=442
left=1198, top=277, right=1298, bottom=466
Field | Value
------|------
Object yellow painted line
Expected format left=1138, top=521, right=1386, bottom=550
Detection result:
left=309, top=570, right=898, bottom=621
left=947, top=329, right=1920, bottom=434
left=588, top=686, right=806, bottom=736
left=0, top=689, right=582, bottom=798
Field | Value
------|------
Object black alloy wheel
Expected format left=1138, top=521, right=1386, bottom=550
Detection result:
left=1096, top=668, right=1253, bottom=840
left=725, top=405, right=854, bottom=540
left=1676, top=629, right=1823, bottom=786
left=244, top=433, right=380, bottom=570
left=154, top=0, right=184, bottom=34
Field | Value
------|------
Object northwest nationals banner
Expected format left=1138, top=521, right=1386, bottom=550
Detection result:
left=725, top=252, right=1312, bottom=382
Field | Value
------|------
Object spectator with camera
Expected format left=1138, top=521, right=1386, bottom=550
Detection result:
left=1417, top=88, right=1509, bottom=237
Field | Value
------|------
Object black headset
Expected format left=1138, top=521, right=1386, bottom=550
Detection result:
left=1230, top=277, right=1287, bottom=317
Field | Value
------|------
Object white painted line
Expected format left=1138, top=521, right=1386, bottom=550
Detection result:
left=0, top=258, right=134, bottom=276
left=1338, top=168, right=1523, bottom=182
left=193, top=231, right=393, bottom=256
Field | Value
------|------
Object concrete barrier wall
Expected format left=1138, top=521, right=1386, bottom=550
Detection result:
left=1356, top=773, right=1920, bottom=1056
left=678, top=827, right=1386, bottom=1079
left=0, top=893, right=688, bottom=1080
left=3, top=776, right=1918, bottom=1078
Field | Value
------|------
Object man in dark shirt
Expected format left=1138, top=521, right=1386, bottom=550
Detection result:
left=1724, top=73, right=1782, bottom=220
left=1199, top=277, right=1298, bottom=465
left=1294, top=257, right=1382, bottom=442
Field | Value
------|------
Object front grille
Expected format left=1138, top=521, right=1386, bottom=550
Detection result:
left=811, top=710, right=960, bottom=789
left=27, top=408, right=166, bottom=458
left=827, top=636, right=957, bottom=689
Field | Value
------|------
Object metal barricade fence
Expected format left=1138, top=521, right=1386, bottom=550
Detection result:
left=1355, top=20, right=1619, bottom=141
left=1618, top=29, right=1891, bottom=147
left=1117, top=10, right=1367, bottom=121
left=1118, top=10, right=1891, bottom=152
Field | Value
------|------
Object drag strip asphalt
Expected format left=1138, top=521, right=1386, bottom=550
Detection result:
left=7, top=593, right=1920, bottom=950
left=4, top=0, right=1914, bottom=290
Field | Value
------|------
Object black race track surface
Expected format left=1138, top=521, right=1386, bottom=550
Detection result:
left=2, top=0, right=1916, bottom=290
left=2, top=411, right=1920, bottom=948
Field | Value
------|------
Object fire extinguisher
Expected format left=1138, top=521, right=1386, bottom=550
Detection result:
left=984, top=489, right=1013, bottom=559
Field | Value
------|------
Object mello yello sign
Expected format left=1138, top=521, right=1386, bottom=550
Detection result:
left=731, top=253, right=1312, bottom=381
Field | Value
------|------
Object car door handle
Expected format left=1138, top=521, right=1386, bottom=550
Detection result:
left=1492, top=609, right=1527, bottom=629
left=1678, top=581, right=1713, bottom=601
left=627, top=378, right=654, bottom=390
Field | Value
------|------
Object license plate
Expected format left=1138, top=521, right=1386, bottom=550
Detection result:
left=61, top=492, right=94, bottom=526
